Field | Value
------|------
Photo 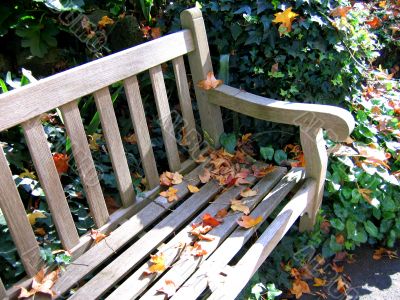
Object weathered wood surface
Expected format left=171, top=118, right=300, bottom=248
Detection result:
left=208, top=179, right=316, bottom=299
left=60, top=100, right=109, bottom=227
left=181, top=8, right=224, bottom=147
left=149, top=65, right=181, bottom=171
left=0, top=147, right=42, bottom=276
left=172, top=56, right=200, bottom=158
left=0, top=30, right=194, bottom=132
left=68, top=181, right=222, bottom=299
left=170, top=168, right=305, bottom=300
left=207, top=84, right=354, bottom=142
left=124, top=76, right=159, bottom=189
left=53, top=163, right=206, bottom=296
left=21, top=118, right=79, bottom=250
left=299, top=127, right=328, bottom=231
left=0, top=278, right=6, bottom=299
left=93, top=87, right=135, bottom=207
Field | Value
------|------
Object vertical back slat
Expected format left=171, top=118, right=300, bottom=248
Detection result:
left=60, top=101, right=109, bottom=226
left=123, top=76, right=159, bottom=189
left=0, top=277, right=6, bottom=299
left=149, top=65, right=181, bottom=171
left=181, top=8, right=224, bottom=147
left=22, top=118, right=79, bottom=250
left=93, top=87, right=135, bottom=207
left=0, top=147, right=42, bottom=276
left=172, top=56, right=200, bottom=158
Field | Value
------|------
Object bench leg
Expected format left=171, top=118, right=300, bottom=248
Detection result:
left=299, top=127, right=328, bottom=232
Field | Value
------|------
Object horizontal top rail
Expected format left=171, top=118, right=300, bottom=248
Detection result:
left=0, top=30, right=194, bottom=131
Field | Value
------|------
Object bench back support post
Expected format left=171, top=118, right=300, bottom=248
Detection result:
left=180, top=8, right=224, bottom=148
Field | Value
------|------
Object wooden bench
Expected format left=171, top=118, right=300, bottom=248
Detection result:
left=0, top=7, right=354, bottom=300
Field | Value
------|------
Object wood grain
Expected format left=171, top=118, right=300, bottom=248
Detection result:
left=22, top=118, right=79, bottom=250
left=0, top=147, right=42, bottom=276
left=0, top=30, right=194, bottom=132
left=172, top=56, right=200, bottom=158
left=149, top=65, right=181, bottom=171
left=60, top=100, right=109, bottom=227
left=208, top=84, right=354, bottom=142
left=180, top=8, right=224, bottom=147
left=0, top=278, right=6, bottom=299
left=124, top=76, right=159, bottom=189
left=93, top=87, right=135, bottom=207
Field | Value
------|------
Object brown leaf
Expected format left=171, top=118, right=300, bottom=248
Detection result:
left=157, top=279, right=176, bottom=297
left=90, top=229, right=108, bottom=244
left=160, top=187, right=179, bottom=203
left=197, top=72, right=223, bottom=90
left=237, top=215, right=262, bottom=229
left=330, top=6, right=352, bottom=18
left=18, top=269, right=59, bottom=299
left=189, top=242, right=208, bottom=257
left=195, top=154, right=207, bottom=163
left=187, top=184, right=200, bottom=193
left=336, top=234, right=345, bottom=245
left=151, top=27, right=162, bottom=39
left=105, top=195, right=120, bottom=214
left=313, top=277, right=327, bottom=287
left=331, top=262, right=344, bottom=273
left=336, top=275, right=349, bottom=294
left=240, top=187, right=258, bottom=198
left=290, top=278, right=311, bottom=299
left=373, top=247, right=398, bottom=260
left=215, top=208, right=228, bottom=219
left=199, top=168, right=211, bottom=183
left=123, top=133, right=137, bottom=144
left=230, top=199, right=250, bottom=215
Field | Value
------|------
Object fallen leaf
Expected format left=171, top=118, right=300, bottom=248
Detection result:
left=151, top=27, right=162, bottom=39
left=336, top=275, right=349, bottom=294
left=331, top=262, right=344, bottom=273
left=315, top=254, right=325, bottom=265
left=88, top=133, right=102, bottom=151
left=313, top=277, right=327, bottom=287
left=34, top=228, right=46, bottom=236
left=90, top=229, right=107, bottom=243
left=187, top=184, right=200, bottom=193
left=189, top=242, right=208, bottom=257
left=98, top=15, right=114, bottom=29
left=365, top=16, right=381, bottom=28
left=197, top=72, right=223, bottom=90
left=105, top=195, right=120, bottom=214
left=373, top=247, right=398, bottom=260
left=237, top=215, right=262, bottom=228
left=230, top=199, right=250, bottom=215
left=272, top=7, right=299, bottom=34
left=215, top=208, right=228, bottom=219
left=195, top=154, right=207, bottom=163
left=160, top=187, right=179, bottom=202
left=172, top=172, right=183, bottom=185
left=190, top=224, right=214, bottom=241
left=18, top=268, right=59, bottom=299
left=27, top=211, right=47, bottom=226
left=123, top=133, right=137, bottom=144
left=330, top=6, right=352, bottom=18
left=157, top=279, right=176, bottom=297
left=240, top=187, right=258, bottom=198
left=290, top=278, right=311, bottom=299
left=53, top=153, right=69, bottom=175
left=144, top=253, right=166, bottom=274
left=199, top=168, right=211, bottom=183
left=241, top=133, right=252, bottom=143
left=159, top=171, right=183, bottom=186
left=19, top=169, right=36, bottom=179
left=202, top=213, right=221, bottom=227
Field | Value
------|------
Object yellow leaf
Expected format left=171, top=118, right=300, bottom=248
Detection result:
left=237, top=215, right=262, bottom=228
left=144, top=253, right=166, bottom=274
left=19, top=168, right=36, bottom=179
left=272, top=7, right=299, bottom=34
left=88, top=133, right=102, bottom=151
left=98, top=16, right=114, bottom=29
left=231, top=199, right=250, bottom=215
left=187, top=184, right=200, bottom=193
left=160, top=187, right=179, bottom=202
left=27, top=211, right=47, bottom=225
left=313, top=277, right=327, bottom=287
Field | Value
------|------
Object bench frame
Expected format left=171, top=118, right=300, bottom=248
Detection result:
left=0, top=7, right=354, bottom=299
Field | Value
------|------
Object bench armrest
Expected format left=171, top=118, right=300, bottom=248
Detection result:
left=207, top=84, right=354, bottom=142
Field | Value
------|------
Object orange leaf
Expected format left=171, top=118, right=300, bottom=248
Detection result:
left=160, top=171, right=173, bottom=186
left=53, top=153, right=69, bottom=175
left=197, top=72, right=223, bottom=90
left=331, top=262, right=344, bottom=273
left=144, top=253, right=166, bottom=275
left=215, top=208, right=228, bottom=219
left=241, top=133, right=252, bottom=143
left=189, top=242, right=208, bottom=257
left=237, top=215, right=262, bottom=228
left=240, top=187, right=258, bottom=198
left=365, top=16, right=381, bottom=29
left=19, top=268, right=59, bottom=299
left=330, top=6, right=352, bottom=18
left=290, top=278, right=311, bottom=299
left=160, top=187, right=179, bottom=203
left=230, top=199, right=250, bottom=215
left=90, top=229, right=108, bottom=243
left=272, top=7, right=299, bottom=34
left=199, top=168, right=211, bottom=183
left=373, top=247, right=398, bottom=260
left=190, top=224, right=214, bottom=241
left=202, top=213, right=221, bottom=227
left=151, top=27, right=162, bottom=39
left=313, top=277, right=327, bottom=287
left=123, top=133, right=137, bottom=144
left=98, top=16, right=114, bottom=29
left=156, top=279, right=176, bottom=297
left=188, top=184, right=200, bottom=193
left=34, top=228, right=46, bottom=236
left=336, top=275, right=349, bottom=294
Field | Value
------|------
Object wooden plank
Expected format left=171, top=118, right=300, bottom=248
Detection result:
left=60, top=100, right=109, bottom=227
left=0, top=278, right=6, bottom=300
left=207, top=84, right=355, bottom=142
left=68, top=181, right=222, bottom=299
left=172, top=56, right=200, bottom=158
left=108, top=167, right=287, bottom=300
left=93, top=87, right=135, bottom=207
left=149, top=65, right=181, bottom=171
left=0, top=30, right=195, bottom=132
left=21, top=118, right=79, bottom=250
left=169, top=168, right=305, bottom=300
left=124, top=76, right=159, bottom=189
left=180, top=8, right=224, bottom=147
left=0, top=147, right=42, bottom=276
left=299, top=127, right=328, bottom=231
left=53, top=163, right=206, bottom=296
left=208, top=179, right=316, bottom=300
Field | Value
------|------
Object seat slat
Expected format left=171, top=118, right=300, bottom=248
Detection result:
left=0, top=278, right=5, bottom=299
left=169, top=168, right=305, bottom=300
left=0, top=147, right=42, bottom=276
left=208, top=179, right=316, bottom=300
left=139, top=167, right=288, bottom=300
left=60, top=100, right=109, bottom=227
left=68, top=180, right=223, bottom=299
left=124, top=76, right=159, bottom=189
left=21, top=118, right=79, bottom=250
left=93, top=87, right=135, bottom=207
left=0, top=30, right=195, bottom=132
left=53, top=163, right=206, bottom=296
left=172, top=56, right=200, bottom=158
left=149, top=65, right=181, bottom=171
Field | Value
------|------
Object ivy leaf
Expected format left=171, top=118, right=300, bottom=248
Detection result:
left=260, top=146, right=274, bottom=161
left=273, top=149, right=287, bottom=165
left=219, top=133, right=237, bottom=154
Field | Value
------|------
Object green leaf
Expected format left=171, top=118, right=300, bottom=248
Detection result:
left=219, top=133, right=237, bottom=154
left=273, top=150, right=287, bottom=165
left=364, top=220, right=379, bottom=238
left=260, top=146, right=274, bottom=161
left=331, top=218, right=345, bottom=231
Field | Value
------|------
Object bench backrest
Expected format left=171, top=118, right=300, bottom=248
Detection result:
left=0, top=8, right=223, bottom=279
